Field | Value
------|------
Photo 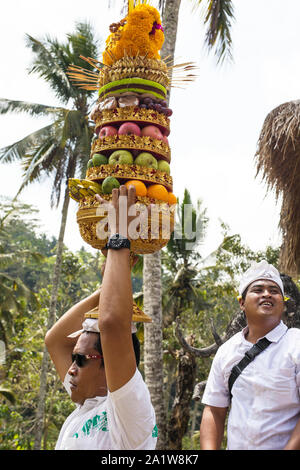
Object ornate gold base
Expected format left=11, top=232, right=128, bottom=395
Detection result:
left=76, top=197, right=175, bottom=254
left=84, top=300, right=152, bottom=323
left=92, top=134, right=171, bottom=163
left=93, top=107, right=170, bottom=135
left=86, top=164, right=172, bottom=191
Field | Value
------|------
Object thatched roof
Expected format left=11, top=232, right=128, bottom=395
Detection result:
left=255, top=100, right=300, bottom=276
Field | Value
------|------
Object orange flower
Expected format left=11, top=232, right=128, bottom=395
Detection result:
left=103, top=4, right=164, bottom=66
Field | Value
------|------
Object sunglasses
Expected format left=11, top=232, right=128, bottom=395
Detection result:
left=71, top=353, right=102, bottom=368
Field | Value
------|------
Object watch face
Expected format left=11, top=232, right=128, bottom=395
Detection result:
left=113, top=239, right=123, bottom=249
left=107, top=235, right=130, bottom=250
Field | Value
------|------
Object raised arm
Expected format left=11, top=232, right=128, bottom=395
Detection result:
left=45, top=289, right=100, bottom=381
left=97, top=185, right=138, bottom=392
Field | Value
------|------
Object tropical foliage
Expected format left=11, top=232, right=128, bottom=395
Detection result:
left=0, top=22, right=102, bottom=448
left=0, top=194, right=285, bottom=450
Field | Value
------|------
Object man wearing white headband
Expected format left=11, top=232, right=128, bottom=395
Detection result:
left=45, top=185, right=157, bottom=450
left=200, top=260, right=300, bottom=450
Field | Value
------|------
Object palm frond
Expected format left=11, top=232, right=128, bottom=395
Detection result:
left=0, top=251, right=43, bottom=268
left=25, top=22, right=100, bottom=103
left=0, top=123, right=55, bottom=163
left=0, top=98, right=66, bottom=117
left=60, top=110, right=83, bottom=145
left=67, top=21, right=100, bottom=64
left=203, top=0, right=235, bottom=64
left=25, top=34, right=74, bottom=103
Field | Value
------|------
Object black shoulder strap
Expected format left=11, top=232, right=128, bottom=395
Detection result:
left=228, top=337, right=272, bottom=399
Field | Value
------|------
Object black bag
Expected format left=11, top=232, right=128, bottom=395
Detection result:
left=228, top=337, right=271, bottom=398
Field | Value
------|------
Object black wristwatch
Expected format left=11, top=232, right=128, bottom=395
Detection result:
left=105, top=233, right=131, bottom=250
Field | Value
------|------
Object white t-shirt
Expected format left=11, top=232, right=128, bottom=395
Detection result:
left=55, top=369, right=157, bottom=450
left=202, top=321, right=300, bottom=450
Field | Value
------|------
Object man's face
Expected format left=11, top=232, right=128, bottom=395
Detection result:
left=239, top=279, right=284, bottom=324
left=67, top=332, right=107, bottom=405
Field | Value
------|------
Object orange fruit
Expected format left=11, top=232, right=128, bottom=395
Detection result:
left=125, top=180, right=147, bottom=197
left=167, top=192, right=177, bottom=205
left=147, top=184, right=169, bottom=202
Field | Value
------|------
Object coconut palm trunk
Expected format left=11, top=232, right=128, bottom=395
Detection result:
left=143, top=0, right=182, bottom=450
left=143, top=251, right=166, bottom=449
left=34, top=163, right=75, bottom=449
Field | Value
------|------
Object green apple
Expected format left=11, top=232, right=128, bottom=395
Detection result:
left=108, top=150, right=133, bottom=165
left=92, top=153, right=108, bottom=166
left=134, top=152, right=158, bottom=169
left=87, top=159, right=94, bottom=169
left=101, top=176, right=120, bottom=194
left=157, top=160, right=170, bottom=175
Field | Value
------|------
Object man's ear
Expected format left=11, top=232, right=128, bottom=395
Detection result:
left=238, top=296, right=245, bottom=311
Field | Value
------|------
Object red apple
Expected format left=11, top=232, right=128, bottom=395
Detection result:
left=162, top=135, right=169, bottom=145
left=118, top=122, right=141, bottom=136
left=141, top=125, right=163, bottom=140
left=99, top=126, right=118, bottom=138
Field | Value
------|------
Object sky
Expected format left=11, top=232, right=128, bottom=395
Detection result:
left=1, top=0, right=299, bottom=258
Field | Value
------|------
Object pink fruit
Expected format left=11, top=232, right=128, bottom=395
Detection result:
left=99, top=126, right=118, bottom=138
left=162, top=135, right=169, bottom=145
left=118, top=122, right=141, bottom=136
left=141, top=125, right=163, bottom=140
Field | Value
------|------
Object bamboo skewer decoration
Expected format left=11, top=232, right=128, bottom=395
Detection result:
left=67, top=54, right=198, bottom=91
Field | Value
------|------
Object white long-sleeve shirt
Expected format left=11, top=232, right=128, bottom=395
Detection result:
left=202, top=321, right=300, bottom=450
left=55, top=369, right=157, bottom=450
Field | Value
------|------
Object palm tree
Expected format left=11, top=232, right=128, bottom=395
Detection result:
left=142, top=0, right=234, bottom=448
left=0, top=22, right=100, bottom=449
left=161, top=0, right=234, bottom=67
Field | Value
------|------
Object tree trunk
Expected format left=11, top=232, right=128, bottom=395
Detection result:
left=161, top=0, right=182, bottom=78
left=33, top=175, right=73, bottom=449
left=143, top=251, right=167, bottom=450
left=142, top=0, right=182, bottom=449
left=167, top=343, right=196, bottom=450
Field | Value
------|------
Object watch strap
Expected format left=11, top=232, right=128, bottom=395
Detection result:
left=105, top=233, right=131, bottom=250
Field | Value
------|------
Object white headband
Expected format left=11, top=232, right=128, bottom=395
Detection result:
left=68, top=318, right=137, bottom=338
left=238, top=260, right=284, bottom=296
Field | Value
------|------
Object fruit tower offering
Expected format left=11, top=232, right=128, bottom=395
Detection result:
left=68, top=3, right=195, bottom=254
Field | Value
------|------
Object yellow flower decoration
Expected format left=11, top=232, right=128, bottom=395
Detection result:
left=103, top=4, right=164, bottom=66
